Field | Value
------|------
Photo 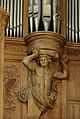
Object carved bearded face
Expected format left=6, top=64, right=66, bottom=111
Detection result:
left=39, top=55, right=51, bottom=67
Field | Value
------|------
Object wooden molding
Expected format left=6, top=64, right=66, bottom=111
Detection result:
left=0, top=7, right=10, bottom=30
left=24, top=31, right=66, bottom=57
left=4, top=37, right=27, bottom=62
left=64, top=43, right=80, bottom=60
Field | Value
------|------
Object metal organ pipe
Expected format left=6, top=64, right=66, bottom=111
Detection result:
left=53, top=0, right=61, bottom=33
left=42, top=0, right=51, bottom=31
left=20, top=0, right=23, bottom=37
left=1, top=0, right=62, bottom=36
left=14, top=0, right=17, bottom=37
left=6, top=0, right=9, bottom=36
left=69, top=0, right=71, bottom=42
left=2, top=0, right=6, bottom=35
left=66, top=0, right=80, bottom=43
left=29, top=0, right=80, bottom=43
left=53, top=0, right=57, bottom=32
left=1, top=0, right=23, bottom=37
left=75, top=0, right=78, bottom=42
left=72, top=0, right=74, bottom=42
left=29, top=0, right=33, bottom=33
left=4, top=0, right=6, bottom=11
left=17, top=0, right=20, bottom=37
left=28, top=0, right=61, bottom=33
left=1, top=0, right=80, bottom=43
left=10, top=0, right=13, bottom=37
left=77, top=0, right=79, bottom=42
left=66, top=0, right=68, bottom=42
left=57, top=0, right=61, bottom=33
left=33, top=0, right=41, bottom=31
left=1, top=0, right=3, bottom=7
left=79, top=0, right=80, bottom=41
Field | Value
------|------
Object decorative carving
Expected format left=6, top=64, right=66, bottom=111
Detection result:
left=18, top=48, right=68, bottom=118
left=17, top=32, right=68, bottom=119
left=64, top=48, right=80, bottom=57
left=4, top=99, right=16, bottom=111
left=4, top=63, right=20, bottom=111
left=64, top=43, right=80, bottom=58
left=5, top=45, right=27, bottom=52
left=4, top=38, right=27, bottom=61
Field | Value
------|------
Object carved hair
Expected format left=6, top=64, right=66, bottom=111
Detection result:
left=37, top=54, right=51, bottom=63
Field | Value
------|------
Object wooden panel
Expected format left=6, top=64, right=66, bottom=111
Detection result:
left=3, top=37, right=27, bottom=119
left=21, top=63, right=28, bottom=119
left=3, top=60, right=23, bottom=119
left=3, top=37, right=80, bottom=119
left=67, top=102, right=80, bottom=119
left=68, top=61, right=80, bottom=100
left=41, top=84, right=62, bottom=119
left=62, top=80, right=67, bottom=119
left=4, top=37, right=27, bottom=62
left=0, top=18, right=4, bottom=119
left=64, top=43, right=80, bottom=119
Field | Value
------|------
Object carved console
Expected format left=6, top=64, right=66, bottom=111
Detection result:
left=18, top=31, right=68, bottom=119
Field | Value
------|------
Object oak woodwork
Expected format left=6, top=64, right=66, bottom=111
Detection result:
left=18, top=31, right=68, bottom=119
left=3, top=36, right=80, bottom=119
left=0, top=0, right=80, bottom=118
left=0, top=7, right=10, bottom=119
left=3, top=37, right=27, bottom=119
left=64, top=43, right=80, bottom=119
left=24, top=31, right=66, bottom=56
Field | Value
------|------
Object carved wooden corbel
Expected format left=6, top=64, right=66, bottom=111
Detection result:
left=18, top=31, right=68, bottom=119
